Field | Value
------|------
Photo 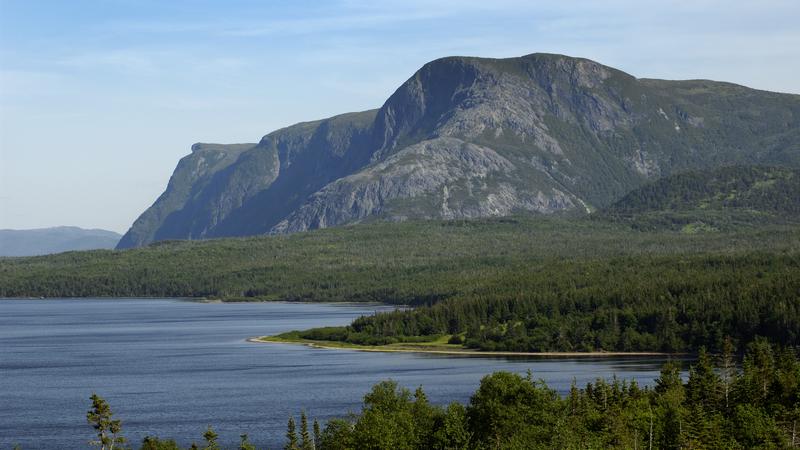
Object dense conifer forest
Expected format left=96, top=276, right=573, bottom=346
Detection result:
left=288, top=249, right=800, bottom=353
left=9, top=216, right=796, bottom=302
left=2, top=213, right=800, bottom=353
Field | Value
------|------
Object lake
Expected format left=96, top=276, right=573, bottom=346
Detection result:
left=0, top=299, right=686, bottom=449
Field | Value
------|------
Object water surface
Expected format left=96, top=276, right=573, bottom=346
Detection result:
left=0, top=299, right=685, bottom=449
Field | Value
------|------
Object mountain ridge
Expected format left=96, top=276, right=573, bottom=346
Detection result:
left=0, top=226, right=121, bottom=257
left=118, top=53, right=800, bottom=248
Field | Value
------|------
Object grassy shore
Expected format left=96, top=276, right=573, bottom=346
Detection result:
left=249, top=333, right=674, bottom=357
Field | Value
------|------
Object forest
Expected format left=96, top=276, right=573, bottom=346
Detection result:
left=3, top=167, right=799, bottom=354
left=76, top=339, right=799, bottom=449
left=2, top=214, right=799, bottom=353
left=289, top=251, right=800, bottom=353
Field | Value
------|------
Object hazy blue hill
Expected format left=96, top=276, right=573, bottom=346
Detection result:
left=0, top=226, right=121, bottom=257
left=117, top=53, right=800, bottom=249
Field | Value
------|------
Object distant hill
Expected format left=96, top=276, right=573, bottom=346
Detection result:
left=602, top=166, right=800, bottom=231
left=117, top=53, right=800, bottom=248
left=0, top=227, right=121, bottom=257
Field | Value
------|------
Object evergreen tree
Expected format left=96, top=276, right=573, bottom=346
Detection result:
left=313, top=419, right=321, bottom=450
left=86, top=393, right=126, bottom=450
left=285, top=416, right=299, bottom=450
left=238, top=433, right=256, bottom=450
left=654, top=361, right=683, bottom=394
left=300, top=411, right=313, bottom=450
left=720, top=337, right=737, bottom=410
left=653, top=363, right=686, bottom=449
left=686, top=348, right=722, bottom=412
left=739, top=338, right=776, bottom=407
left=202, top=425, right=219, bottom=450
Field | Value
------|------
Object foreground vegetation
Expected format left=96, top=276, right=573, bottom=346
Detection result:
left=76, top=339, right=799, bottom=449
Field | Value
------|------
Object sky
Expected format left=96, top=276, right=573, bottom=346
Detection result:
left=1, top=0, right=799, bottom=233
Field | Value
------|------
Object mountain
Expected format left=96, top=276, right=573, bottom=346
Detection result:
left=0, top=227, right=121, bottom=257
left=118, top=53, right=800, bottom=249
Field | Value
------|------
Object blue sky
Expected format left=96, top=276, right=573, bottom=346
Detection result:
left=1, top=0, right=799, bottom=233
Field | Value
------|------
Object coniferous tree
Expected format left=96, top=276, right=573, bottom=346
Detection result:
left=300, top=411, right=313, bottom=450
left=86, top=394, right=126, bottom=450
left=238, top=433, right=256, bottom=450
left=653, top=362, right=686, bottom=449
left=655, top=361, right=683, bottom=394
left=313, top=419, right=321, bottom=450
left=686, top=348, right=722, bottom=412
left=202, top=425, right=219, bottom=450
left=285, top=416, right=299, bottom=450
left=720, top=337, right=737, bottom=411
left=739, top=338, right=776, bottom=407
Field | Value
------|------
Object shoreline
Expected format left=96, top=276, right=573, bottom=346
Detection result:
left=247, top=336, right=678, bottom=357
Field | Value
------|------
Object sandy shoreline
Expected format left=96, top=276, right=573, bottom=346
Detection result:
left=246, top=336, right=675, bottom=357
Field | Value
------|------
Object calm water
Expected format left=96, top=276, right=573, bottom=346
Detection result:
left=0, top=299, right=685, bottom=449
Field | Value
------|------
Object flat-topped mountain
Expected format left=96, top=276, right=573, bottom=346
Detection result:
left=117, top=53, right=800, bottom=249
left=0, top=226, right=121, bottom=257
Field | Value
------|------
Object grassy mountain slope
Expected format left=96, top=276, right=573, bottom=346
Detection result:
left=608, top=166, right=800, bottom=215
left=602, top=165, right=800, bottom=231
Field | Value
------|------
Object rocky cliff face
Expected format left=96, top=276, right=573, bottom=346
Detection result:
left=118, top=53, right=800, bottom=248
